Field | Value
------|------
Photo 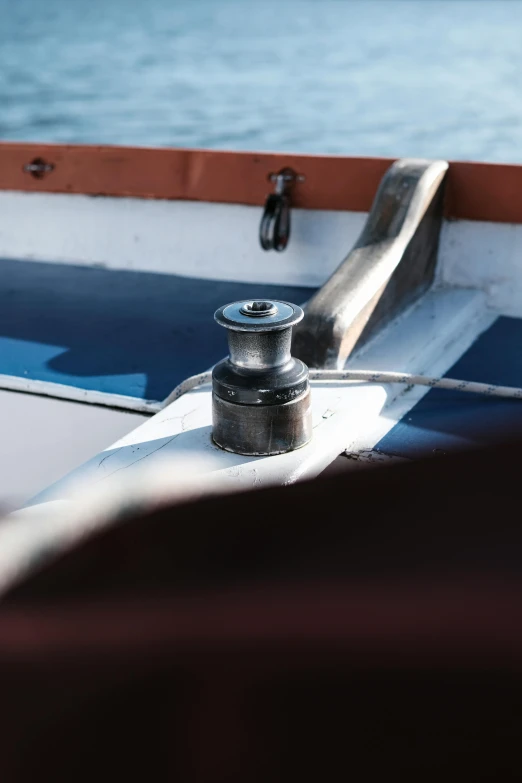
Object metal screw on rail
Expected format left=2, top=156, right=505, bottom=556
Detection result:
left=212, top=299, right=313, bottom=455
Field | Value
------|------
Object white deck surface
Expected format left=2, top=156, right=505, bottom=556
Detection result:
left=0, top=391, right=146, bottom=510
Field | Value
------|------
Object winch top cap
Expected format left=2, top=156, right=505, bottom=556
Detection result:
left=214, top=300, right=304, bottom=332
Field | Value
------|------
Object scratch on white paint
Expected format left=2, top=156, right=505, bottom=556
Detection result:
left=342, top=450, right=410, bottom=466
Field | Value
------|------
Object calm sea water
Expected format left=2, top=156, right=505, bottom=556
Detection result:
left=2, top=0, right=522, bottom=162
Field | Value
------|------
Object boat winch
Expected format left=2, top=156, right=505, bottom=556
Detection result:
left=212, top=299, right=312, bottom=456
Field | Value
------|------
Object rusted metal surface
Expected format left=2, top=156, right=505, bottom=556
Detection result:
left=292, top=159, right=448, bottom=369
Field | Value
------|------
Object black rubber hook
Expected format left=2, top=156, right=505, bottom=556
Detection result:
left=259, top=168, right=302, bottom=252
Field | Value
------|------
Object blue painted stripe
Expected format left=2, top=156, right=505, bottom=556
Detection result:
left=0, top=258, right=315, bottom=401
left=377, top=316, right=522, bottom=457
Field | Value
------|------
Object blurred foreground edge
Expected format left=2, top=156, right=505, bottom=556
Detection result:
left=1, top=441, right=522, bottom=782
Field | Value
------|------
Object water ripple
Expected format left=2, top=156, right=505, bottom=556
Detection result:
left=1, top=0, right=522, bottom=162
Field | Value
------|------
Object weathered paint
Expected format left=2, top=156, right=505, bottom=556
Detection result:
left=0, top=143, right=392, bottom=211
left=2, top=142, right=522, bottom=224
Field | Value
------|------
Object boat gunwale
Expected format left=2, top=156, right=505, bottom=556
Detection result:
left=0, top=141, right=521, bottom=224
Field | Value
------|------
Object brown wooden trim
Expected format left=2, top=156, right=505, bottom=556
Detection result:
left=0, top=142, right=392, bottom=212
left=445, top=160, right=522, bottom=224
left=1, top=141, right=522, bottom=223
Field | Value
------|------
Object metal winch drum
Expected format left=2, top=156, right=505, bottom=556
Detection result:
left=212, top=299, right=312, bottom=456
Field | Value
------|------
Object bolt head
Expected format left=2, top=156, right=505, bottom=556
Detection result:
left=239, top=301, right=278, bottom=318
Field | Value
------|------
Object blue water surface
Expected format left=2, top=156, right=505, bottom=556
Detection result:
left=1, top=0, right=522, bottom=162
